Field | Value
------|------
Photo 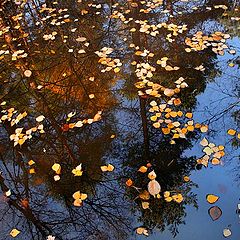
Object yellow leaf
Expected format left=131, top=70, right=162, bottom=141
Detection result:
left=52, top=163, right=61, bottom=174
left=183, top=176, right=190, bottom=182
left=227, top=129, right=236, bottom=136
left=211, top=158, right=220, bottom=165
left=100, top=164, right=114, bottom=172
left=138, top=166, right=148, bottom=173
left=200, top=125, right=208, bottom=133
left=206, top=194, right=219, bottom=204
left=172, top=194, right=183, bottom=203
left=187, top=125, right=194, bottom=131
left=164, top=191, right=170, bottom=198
left=72, top=191, right=81, bottom=200
left=185, top=112, right=193, bottom=118
left=28, top=160, right=35, bottom=166
left=165, top=196, right=172, bottom=202
left=141, top=201, right=150, bottom=209
left=148, top=170, right=157, bottom=180
left=114, top=67, right=120, bottom=73
left=73, top=198, right=83, bottom=207
left=29, top=168, right=36, bottom=174
left=10, top=229, right=20, bottom=237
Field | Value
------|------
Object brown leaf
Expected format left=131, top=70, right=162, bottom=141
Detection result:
left=208, top=206, right=222, bottom=221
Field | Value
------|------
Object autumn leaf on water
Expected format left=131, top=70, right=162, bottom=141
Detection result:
left=183, top=176, right=190, bottom=182
left=100, top=164, right=114, bottom=172
left=138, top=165, right=148, bottom=173
left=52, top=163, right=61, bottom=175
left=172, top=193, right=184, bottom=203
left=141, top=201, right=150, bottom=209
left=36, top=115, right=45, bottom=122
left=24, top=70, right=32, bottom=77
left=10, top=228, right=20, bottom=237
left=148, top=170, right=157, bottom=180
left=208, top=206, right=222, bottom=221
left=139, top=190, right=150, bottom=201
left=148, top=179, right=161, bottom=197
left=223, top=228, right=232, bottom=237
left=72, top=164, right=83, bottom=176
left=206, top=194, right=219, bottom=204
left=136, top=227, right=149, bottom=236
left=126, top=178, right=133, bottom=187
left=72, top=191, right=88, bottom=207
left=227, top=129, right=236, bottom=136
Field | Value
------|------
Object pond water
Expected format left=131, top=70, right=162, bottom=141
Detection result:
left=0, top=0, right=239, bottom=240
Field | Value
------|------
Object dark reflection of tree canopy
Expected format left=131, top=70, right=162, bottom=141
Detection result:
left=0, top=0, right=239, bottom=239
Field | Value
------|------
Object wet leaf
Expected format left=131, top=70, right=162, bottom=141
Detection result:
left=223, top=228, right=232, bottom=237
left=36, top=115, right=45, bottom=122
left=24, top=70, right=32, bottom=77
left=148, top=179, right=161, bottom=196
left=148, top=170, right=157, bottom=180
left=208, top=206, right=222, bottom=221
left=227, top=129, right=236, bottom=136
left=139, top=190, right=150, bottom=200
left=206, top=194, right=219, bottom=204
left=52, top=163, right=61, bottom=174
left=200, top=138, right=208, bottom=147
left=141, top=201, right=150, bottom=209
left=10, top=228, right=20, bottom=237
left=138, top=166, right=148, bottom=173
left=100, top=164, right=114, bottom=172
left=136, top=227, right=148, bottom=236
left=126, top=178, right=133, bottom=187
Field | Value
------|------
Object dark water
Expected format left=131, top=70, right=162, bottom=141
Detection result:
left=0, top=0, right=239, bottom=239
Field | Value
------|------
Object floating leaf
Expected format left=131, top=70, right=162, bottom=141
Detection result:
left=172, top=194, right=184, bottom=203
left=206, top=194, right=219, bottom=204
left=126, top=178, right=133, bottom=187
left=72, top=164, right=83, bottom=176
left=24, top=70, right=32, bottom=77
left=183, top=176, right=190, bottom=182
left=227, top=129, right=236, bottom=136
left=36, top=115, right=45, bottom=122
left=148, top=179, right=161, bottom=196
left=10, top=229, right=20, bottom=237
left=136, top=227, right=148, bottom=236
left=223, top=228, right=232, bottom=237
left=141, top=201, right=150, bottom=209
left=208, top=206, right=222, bottom=221
left=138, top=166, right=148, bottom=173
left=52, top=163, right=61, bottom=174
left=200, top=138, right=208, bottom=147
left=148, top=170, right=156, bottom=180
left=100, top=164, right=114, bottom=172
left=139, top=190, right=150, bottom=200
